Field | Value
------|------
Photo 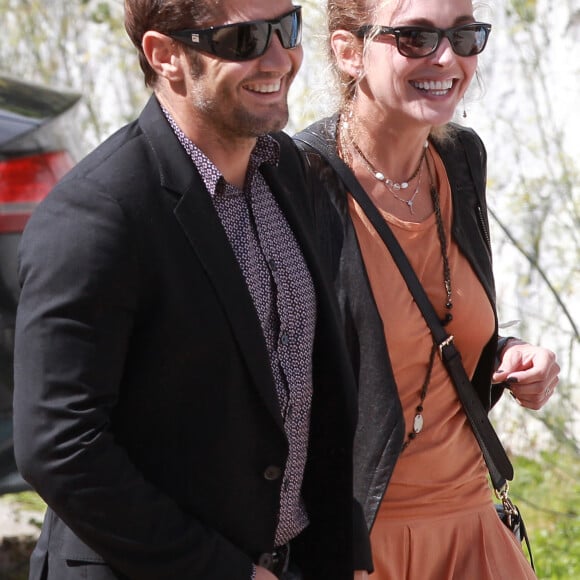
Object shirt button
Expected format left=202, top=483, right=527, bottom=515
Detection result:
left=263, top=465, right=282, bottom=481
left=268, top=259, right=278, bottom=272
left=279, top=332, right=289, bottom=346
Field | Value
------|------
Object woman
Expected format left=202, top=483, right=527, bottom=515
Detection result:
left=295, top=0, right=560, bottom=578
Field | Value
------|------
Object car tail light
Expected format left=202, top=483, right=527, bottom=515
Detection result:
left=0, top=150, right=74, bottom=233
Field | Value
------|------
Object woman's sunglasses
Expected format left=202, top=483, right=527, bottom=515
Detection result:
left=356, top=22, right=492, bottom=58
left=169, top=7, right=302, bottom=62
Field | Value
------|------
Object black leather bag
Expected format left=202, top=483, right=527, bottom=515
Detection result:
left=494, top=492, right=534, bottom=568
left=495, top=502, right=525, bottom=541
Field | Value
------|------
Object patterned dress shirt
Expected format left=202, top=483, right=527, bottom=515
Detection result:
left=164, top=109, right=316, bottom=550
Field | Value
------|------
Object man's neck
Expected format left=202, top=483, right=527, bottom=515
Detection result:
left=197, top=133, right=256, bottom=189
left=157, top=93, right=256, bottom=189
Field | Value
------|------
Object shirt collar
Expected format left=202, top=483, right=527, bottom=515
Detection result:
left=161, top=105, right=280, bottom=198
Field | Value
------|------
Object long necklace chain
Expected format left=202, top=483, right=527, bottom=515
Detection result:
left=349, top=136, right=428, bottom=215
left=428, top=156, right=454, bottom=320
left=401, top=150, right=454, bottom=452
left=337, top=118, right=455, bottom=451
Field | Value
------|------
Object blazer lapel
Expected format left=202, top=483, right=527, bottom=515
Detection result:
left=139, top=97, right=284, bottom=430
left=174, top=189, right=284, bottom=430
left=262, top=153, right=358, bottom=431
left=434, top=137, right=496, bottom=305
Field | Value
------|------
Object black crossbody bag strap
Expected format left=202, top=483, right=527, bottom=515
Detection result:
left=295, top=129, right=513, bottom=489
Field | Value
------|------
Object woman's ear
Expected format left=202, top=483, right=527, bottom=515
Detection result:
left=330, top=30, right=364, bottom=80
left=142, top=31, right=185, bottom=82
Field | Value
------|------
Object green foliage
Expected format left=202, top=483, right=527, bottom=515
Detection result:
left=506, top=0, right=538, bottom=24
left=510, top=451, right=580, bottom=578
left=91, top=2, right=113, bottom=24
left=2, top=492, right=46, bottom=515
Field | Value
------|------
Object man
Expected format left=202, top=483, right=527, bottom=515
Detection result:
left=12, top=1, right=371, bottom=579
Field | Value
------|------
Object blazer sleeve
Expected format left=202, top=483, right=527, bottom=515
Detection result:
left=13, top=178, right=254, bottom=580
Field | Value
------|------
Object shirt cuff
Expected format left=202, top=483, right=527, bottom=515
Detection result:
left=495, top=335, right=517, bottom=370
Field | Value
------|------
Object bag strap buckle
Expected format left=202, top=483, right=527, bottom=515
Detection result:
left=495, top=483, right=519, bottom=526
left=438, top=335, right=455, bottom=358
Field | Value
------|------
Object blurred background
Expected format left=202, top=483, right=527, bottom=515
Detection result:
left=0, top=0, right=578, bottom=578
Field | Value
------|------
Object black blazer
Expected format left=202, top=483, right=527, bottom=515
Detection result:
left=13, top=98, right=367, bottom=580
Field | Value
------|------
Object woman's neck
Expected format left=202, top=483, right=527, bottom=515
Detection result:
left=339, top=108, right=438, bottom=223
left=342, top=110, right=431, bottom=184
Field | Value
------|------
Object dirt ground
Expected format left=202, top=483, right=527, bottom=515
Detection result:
left=0, top=497, right=42, bottom=580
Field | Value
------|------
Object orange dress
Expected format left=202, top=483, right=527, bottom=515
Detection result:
left=349, top=146, right=535, bottom=579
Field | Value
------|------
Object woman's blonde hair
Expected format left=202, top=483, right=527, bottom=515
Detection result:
left=327, top=0, right=401, bottom=110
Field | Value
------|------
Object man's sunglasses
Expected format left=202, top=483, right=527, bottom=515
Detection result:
left=169, top=6, right=302, bottom=62
left=356, top=22, right=492, bottom=58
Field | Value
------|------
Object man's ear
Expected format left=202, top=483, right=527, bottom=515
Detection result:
left=142, top=31, right=185, bottom=81
left=330, top=30, right=364, bottom=80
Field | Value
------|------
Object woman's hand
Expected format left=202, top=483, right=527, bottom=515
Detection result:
left=493, top=339, right=560, bottom=410
left=255, top=566, right=278, bottom=579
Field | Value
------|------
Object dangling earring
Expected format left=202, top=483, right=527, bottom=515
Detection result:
left=342, top=104, right=354, bottom=130
left=462, top=97, right=467, bottom=119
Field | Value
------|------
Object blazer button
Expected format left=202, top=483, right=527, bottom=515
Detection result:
left=263, top=465, right=282, bottom=481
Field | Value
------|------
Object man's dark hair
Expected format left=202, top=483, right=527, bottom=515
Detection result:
left=124, top=0, right=216, bottom=86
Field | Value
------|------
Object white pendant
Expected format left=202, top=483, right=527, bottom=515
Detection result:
left=375, top=171, right=385, bottom=181
left=413, top=413, right=424, bottom=433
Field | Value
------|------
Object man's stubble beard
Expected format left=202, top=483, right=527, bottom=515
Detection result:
left=188, top=53, right=291, bottom=139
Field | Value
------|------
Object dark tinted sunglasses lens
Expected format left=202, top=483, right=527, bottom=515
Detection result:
left=278, top=10, right=301, bottom=48
left=452, top=26, right=488, bottom=55
left=212, top=22, right=269, bottom=60
left=398, top=29, right=439, bottom=57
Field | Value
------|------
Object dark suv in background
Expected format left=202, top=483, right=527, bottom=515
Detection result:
left=0, top=75, right=81, bottom=494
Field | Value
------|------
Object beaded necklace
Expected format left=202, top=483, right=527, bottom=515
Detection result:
left=400, top=150, right=454, bottom=452
left=348, top=130, right=428, bottom=215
